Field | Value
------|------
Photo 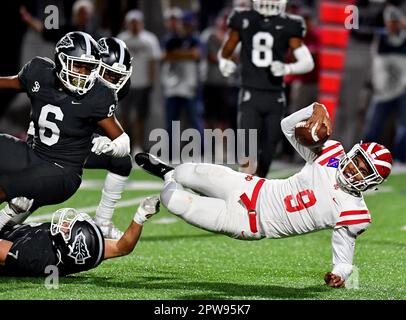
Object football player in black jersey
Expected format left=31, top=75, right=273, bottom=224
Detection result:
left=0, top=196, right=159, bottom=277
left=0, top=32, right=130, bottom=221
left=219, top=0, right=314, bottom=177
left=23, top=37, right=134, bottom=240
left=87, top=37, right=133, bottom=240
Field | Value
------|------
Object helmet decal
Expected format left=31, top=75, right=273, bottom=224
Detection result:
left=97, top=38, right=109, bottom=55
left=56, top=34, right=74, bottom=50
left=67, top=230, right=91, bottom=265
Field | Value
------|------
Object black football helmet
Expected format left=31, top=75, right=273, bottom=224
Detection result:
left=97, top=37, right=133, bottom=93
left=55, top=31, right=101, bottom=95
left=50, top=208, right=104, bottom=273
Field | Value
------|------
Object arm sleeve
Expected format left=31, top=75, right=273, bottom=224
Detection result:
left=331, top=227, right=356, bottom=281
left=92, top=88, right=118, bottom=121
left=18, top=59, right=36, bottom=93
left=280, top=103, right=318, bottom=163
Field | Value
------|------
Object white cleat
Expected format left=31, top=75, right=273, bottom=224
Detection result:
left=94, top=218, right=124, bottom=240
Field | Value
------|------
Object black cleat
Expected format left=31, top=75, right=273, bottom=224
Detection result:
left=134, top=153, right=174, bottom=180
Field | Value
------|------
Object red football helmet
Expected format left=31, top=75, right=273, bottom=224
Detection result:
left=337, top=142, right=393, bottom=195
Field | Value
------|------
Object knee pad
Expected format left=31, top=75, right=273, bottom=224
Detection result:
left=108, top=155, right=133, bottom=177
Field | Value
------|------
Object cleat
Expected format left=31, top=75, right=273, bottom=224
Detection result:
left=94, top=218, right=124, bottom=240
left=134, top=153, right=174, bottom=180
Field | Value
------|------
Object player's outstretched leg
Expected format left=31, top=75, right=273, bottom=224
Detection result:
left=134, top=153, right=174, bottom=180
left=160, top=171, right=228, bottom=234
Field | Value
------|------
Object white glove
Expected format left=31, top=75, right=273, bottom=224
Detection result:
left=0, top=197, right=33, bottom=230
left=270, top=61, right=291, bottom=77
left=133, top=196, right=160, bottom=225
left=219, top=57, right=237, bottom=77
left=91, top=136, right=112, bottom=155
left=9, top=197, right=34, bottom=214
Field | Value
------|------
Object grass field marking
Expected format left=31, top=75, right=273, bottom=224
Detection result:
left=26, top=195, right=156, bottom=223
left=80, top=180, right=163, bottom=190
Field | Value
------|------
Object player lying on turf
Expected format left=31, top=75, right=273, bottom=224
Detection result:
left=134, top=102, right=393, bottom=288
left=0, top=196, right=159, bottom=277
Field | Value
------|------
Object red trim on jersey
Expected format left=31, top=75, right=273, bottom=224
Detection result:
left=319, top=142, right=341, bottom=156
left=317, top=150, right=345, bottom=165
left=240, top=179, right=266, bottom=234
left=339, top=210, right=369, bottom=217
left=336, top=218, right=371, bottom=226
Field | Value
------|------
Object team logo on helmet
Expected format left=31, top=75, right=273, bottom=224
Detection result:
left=67, top=231, right=91, bottom=265
left=97, top=38, right=109, bottom=55
left=56, top=34, right=75, bottom=50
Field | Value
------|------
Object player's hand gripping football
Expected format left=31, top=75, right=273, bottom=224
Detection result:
left=133, top=196, right=160, bottom=225
left=306, top=103, right=332, bottom=137
left=324, top=272, right=345, bottom=288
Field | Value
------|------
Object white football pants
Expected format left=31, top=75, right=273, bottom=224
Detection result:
left=161, top=163, right=265, bottom=240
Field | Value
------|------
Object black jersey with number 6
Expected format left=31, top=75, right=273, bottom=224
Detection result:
left=228, top=10, right=305, bottom=91
left=18, top=57, right=118, bottom=170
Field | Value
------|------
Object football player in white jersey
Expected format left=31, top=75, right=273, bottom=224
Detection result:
left=134, top=102, right=393, bottom=288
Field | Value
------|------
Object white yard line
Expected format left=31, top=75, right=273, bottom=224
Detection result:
left=80, top=180, right=162, bottom=190
left=26, top=195, right=156, bottom=223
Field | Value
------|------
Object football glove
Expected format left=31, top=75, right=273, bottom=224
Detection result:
left=9, top=197, right=34, bottom=214
left=0, top=197, right=33, bottom=230
left=133, top=196, right=160, bottom=225
left=219, top=57, right=237, bottom=77
left=270, top=61, right=291, bottom=77
left=91, top=136, right=112, bottom=155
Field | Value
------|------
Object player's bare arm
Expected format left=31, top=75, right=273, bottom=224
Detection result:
left=0, top=240, right=13, bottom=266
left=221, top=29, right=240, bottom=59
left=104, top=221, right=143, bottom=259
left=97, top=116, right=125, bottom=140
left=104, top=196, right=160, bottom=260
left=218, top=29, right=240, bottom=77
left=0, top=75, right=23, bottom=91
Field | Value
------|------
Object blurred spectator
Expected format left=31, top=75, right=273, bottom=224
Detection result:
left=117, top=10, right=161, bottom=154
left=363, top=6, right=406, bottom=163
left=20, top=0, right=104, bottom=43
left=161, top=7, right=204, bottom=155
left=200, top=8, right=238, bottom=131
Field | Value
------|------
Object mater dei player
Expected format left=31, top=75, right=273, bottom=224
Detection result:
left=135, top=102, right=393, bottom=288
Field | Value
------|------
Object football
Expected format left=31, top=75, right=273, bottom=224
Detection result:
left=295, top=120, right=329, bottom=148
